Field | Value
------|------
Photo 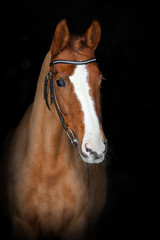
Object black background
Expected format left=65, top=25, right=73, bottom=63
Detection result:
left=0, top=1, right=158, bottom=239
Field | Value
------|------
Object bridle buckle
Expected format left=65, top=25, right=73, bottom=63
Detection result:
left=66, top=128, right=78, bottom=147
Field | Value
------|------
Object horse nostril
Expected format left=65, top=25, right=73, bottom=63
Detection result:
left=85, top=144, right=102, bottom=160
left=85, top=144, right=93, bottom=155
left=85, top=145, right=92, bottom=153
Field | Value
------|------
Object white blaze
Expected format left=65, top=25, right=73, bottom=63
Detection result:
left=70, top=65, right=105, bottom=164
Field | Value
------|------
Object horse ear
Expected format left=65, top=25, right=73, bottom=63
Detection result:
left=86, top=20, right=101, bottom=50
left=51, top=19, right=70, bottom=56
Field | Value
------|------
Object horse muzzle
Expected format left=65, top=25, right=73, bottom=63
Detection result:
left=79, top=139, right=107, bottom=164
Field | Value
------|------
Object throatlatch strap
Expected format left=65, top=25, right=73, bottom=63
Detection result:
left=44, top=74, right=50, bottom=110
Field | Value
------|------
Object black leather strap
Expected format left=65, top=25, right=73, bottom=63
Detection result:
left=48, top=71, right=68, bottom=131
left=49, top=58, right=96, bottom=67
left=44, top=72, right=77, bottom=146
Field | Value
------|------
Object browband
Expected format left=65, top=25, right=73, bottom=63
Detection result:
left=49, top=58, right=96, bottom=67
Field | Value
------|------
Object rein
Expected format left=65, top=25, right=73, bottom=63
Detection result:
left=44, top=58, right=97, bottom=147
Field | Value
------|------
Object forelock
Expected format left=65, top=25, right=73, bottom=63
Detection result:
left=69, top=35, right=86, bottom=52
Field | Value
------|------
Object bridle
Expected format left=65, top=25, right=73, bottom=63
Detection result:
left=44, top=58, right=97, bottom=147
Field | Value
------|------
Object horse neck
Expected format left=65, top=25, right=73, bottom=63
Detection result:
left=27, top=51, right=74, bottom=168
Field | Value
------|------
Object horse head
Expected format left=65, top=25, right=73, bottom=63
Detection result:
left=45, top=19, right=107, bottom=164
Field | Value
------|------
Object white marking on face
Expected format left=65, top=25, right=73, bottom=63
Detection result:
left=70, top=65, right=106, bottom=164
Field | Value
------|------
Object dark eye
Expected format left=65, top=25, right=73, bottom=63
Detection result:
left=56, top=78, right=66, bottom=87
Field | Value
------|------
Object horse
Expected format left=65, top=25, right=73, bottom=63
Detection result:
left=0, top=19, right=107, bottom=240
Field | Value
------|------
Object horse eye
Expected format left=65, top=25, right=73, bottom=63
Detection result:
left=56, top=78, right=66, bottom=87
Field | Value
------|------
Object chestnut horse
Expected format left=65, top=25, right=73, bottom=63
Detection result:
left=0, top=19, right=107, bottom=239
